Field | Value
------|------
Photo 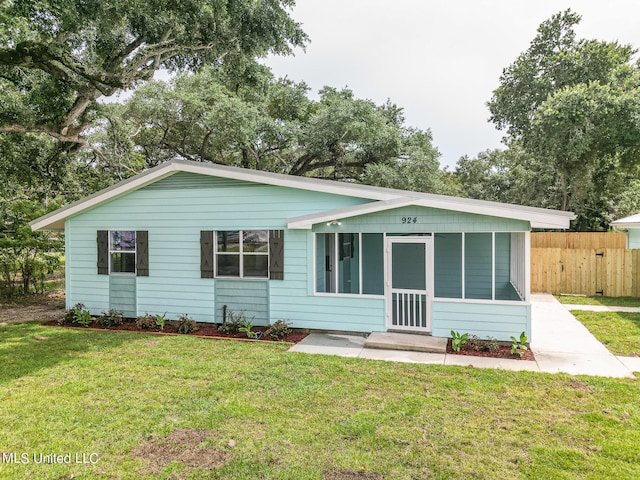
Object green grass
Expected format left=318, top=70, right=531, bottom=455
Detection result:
left=1, top=323, right=640, bottom=479
left=556, top=295, right=640, bottom=307
left=572, top=311, right=640, bottom=357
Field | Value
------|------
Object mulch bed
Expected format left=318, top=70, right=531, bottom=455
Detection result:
left=42, top=319, right=308, bottom=344
left=446, top=339, right=535, bottom=361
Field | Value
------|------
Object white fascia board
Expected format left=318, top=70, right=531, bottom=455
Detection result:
left=30, top=162, right=181, bottom=231
left=410, top=198, right=575, bottom=229
left=611, top=214, right=640, bottom=228
left=287, top=195, right=574, bottom=230
left=609, top=222, right=640, bottom=229
left=287, top=197, right=415, bottom=229
left=173, top=161, right=395, bottom=201
left=31, top=160, right=397, bottom=231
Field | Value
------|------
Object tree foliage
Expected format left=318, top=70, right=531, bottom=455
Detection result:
left=483, top=9, right=640, bottom=228
left=0, top=194, right=62, bottom=297
left=0, top=0, right=307, bottom=153
left=95, top=64, right=446, bottom=183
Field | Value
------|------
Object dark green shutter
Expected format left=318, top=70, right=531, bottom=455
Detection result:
left=136, top=231, right=149, bottom=276
left=269, top=230, right=285, bottom=280
left=201, top=231, right=214, bottom=278
left=97, top=230, right=109, bottom=275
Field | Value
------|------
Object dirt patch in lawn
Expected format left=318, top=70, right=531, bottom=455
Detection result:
left=324, top=469, right=384, bottom=480
left=0, top=291, right=65, bottom=325
left=569, top=380, right=593, bottom=392
left=446, top=339, right=535, bottom=361
left=131, top=428, right=227, bottom=475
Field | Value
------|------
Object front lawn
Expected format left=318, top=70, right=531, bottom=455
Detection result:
left=556, top=295, right=640, bottom=308
left=572, top=311, right=640, bottom=357
left=1, top=322, right=639, bottom=479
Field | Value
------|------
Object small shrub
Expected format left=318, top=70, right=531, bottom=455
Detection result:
left=60, top=302, right=84, bottom=325
left=264, top=320, right=291, bottom=341
left=467, top=335, right=500, bottom=352
left=510, top=331, right=529, bottom=357
left=73, top=307, right=93, bottom=327
left=136, top=314, right=157, bottom=330
left=467, top=334, right=481, bottom=351
left=153, top=313, right=167, bottom=331
left=99, top=309, right=125, bottom=327
left=484, top=336, right=500, bottom=353
left=177, top=314, right=198, bottom=334
left=450, top=330, right=468, bottom=352
left=238, top=319, right=257, bottom=339
left=218, top=309, right=246, bottom=334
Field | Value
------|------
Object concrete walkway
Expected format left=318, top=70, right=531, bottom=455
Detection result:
left=288, top=294, right=636, bottom=378
left=562, top=304, right=640, bottom=313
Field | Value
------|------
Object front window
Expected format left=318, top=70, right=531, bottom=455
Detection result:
left=110, top=231, right=136, bottom=274
left=315, top=232, right=384, bottom=295
left=216, top=230, right=268, bottom=278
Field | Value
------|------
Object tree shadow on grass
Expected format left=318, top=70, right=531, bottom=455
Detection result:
left=0, top=321, right=138, bottom=385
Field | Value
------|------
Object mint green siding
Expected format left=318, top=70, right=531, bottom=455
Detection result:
left=66, top=172, right=375, bottom=326
left=65, top=170, right=531, bottom=337
left=313, top=205, right=529, bottom=234
left=215, top=279, right=269, bottom=325
left=627, top=229, right=640, bottom=249
left=269, top=230, right=386, bottom=332
left=109, top=276, right=136, bottom=317
left=432, top=301, right=531, bottom=341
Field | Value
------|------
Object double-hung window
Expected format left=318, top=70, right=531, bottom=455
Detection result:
left=216, top=230, right=269, bottom=278
left=110, top=231, right=136, bottom=274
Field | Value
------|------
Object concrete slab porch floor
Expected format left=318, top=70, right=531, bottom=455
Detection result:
left=288, top=294, right=637, bottom=378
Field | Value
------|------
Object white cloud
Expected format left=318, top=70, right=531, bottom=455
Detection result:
left=265, top=0, right=640, bottom=167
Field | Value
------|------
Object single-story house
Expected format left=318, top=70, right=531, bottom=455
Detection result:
left=31, top=160, right=574, bottom=341
left=611, top=214, right=640, bottom=249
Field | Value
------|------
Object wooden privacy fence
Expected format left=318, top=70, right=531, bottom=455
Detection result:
left=531, top=231, right=627, bottom=249
left=530, top=232, right=640, bottom=297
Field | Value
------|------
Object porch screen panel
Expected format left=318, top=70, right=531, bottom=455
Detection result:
left=338, top=233, right=359, bottom=294
left=464, top=233, right=492, bottom=299
left=495, top=233, right=521, bottom=300
left=315, top=233, right=335, bottom=293
left=434, top=233, right=462, bottom=298
left=510, top=232, right=526, bottom=300
left=362, top=234, right=384, bottom=295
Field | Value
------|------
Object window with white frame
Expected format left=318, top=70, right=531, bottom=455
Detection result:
left=315, top=232, right=384, bottom=295
left=216, top=230, right=269, bottom=278
left=110, top=230, right=136, bottom=274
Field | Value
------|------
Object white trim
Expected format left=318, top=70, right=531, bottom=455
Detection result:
left=433, top=297, right=529, bottom=306
left=491, top=232, right=495, bottom=301
left=214, top=230, right=269, bottom=279
left=32, top=159, right=575, bottom=232
left=287, top=198, right=418, bottom=229
left=358, top=232, right=363, bottom=295
left=314, top=293, right=385, bottom=300
left=287, top=195, right=575, bottom=230
left=385, top=236, right=433, bottom=332
left=108, top=230, right=136, bottom=275
left=312, top=233, right=317, bottom=295
left=524, top=230, right=531, bottom=302
left=461, top=232, right=465, bottom=299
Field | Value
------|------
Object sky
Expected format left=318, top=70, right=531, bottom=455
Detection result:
left=264, top=0, right=640, bottom=168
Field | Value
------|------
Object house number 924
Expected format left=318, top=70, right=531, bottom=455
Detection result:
left=401, top=216, right=418, bottom=224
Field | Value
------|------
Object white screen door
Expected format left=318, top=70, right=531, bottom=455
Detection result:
left=386, top=237, right=432, bottom=332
